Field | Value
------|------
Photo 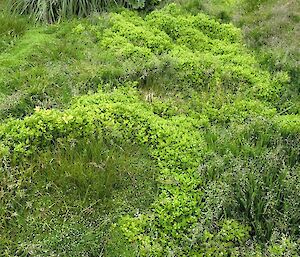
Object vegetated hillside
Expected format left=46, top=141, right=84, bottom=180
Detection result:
left=168, top=0, right=300, bottom=112
left=0, top=1, right=299, bottom=256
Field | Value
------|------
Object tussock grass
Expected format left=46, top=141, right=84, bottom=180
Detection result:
left=6, top=0, right=159, bottom=22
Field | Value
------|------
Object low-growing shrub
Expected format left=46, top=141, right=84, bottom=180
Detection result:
left=0, top=4, right=288, bottom=120
left=1, top=85, right=298, bottom=255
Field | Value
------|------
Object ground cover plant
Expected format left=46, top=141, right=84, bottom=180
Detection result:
left=0, top=0, right=299, bottom=256
left=0, top=3, right=289, bottom=120
left=168, top=0, right=300, bottom=113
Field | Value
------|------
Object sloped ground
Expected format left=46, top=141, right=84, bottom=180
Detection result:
left=0, top=2, right=299, bottom=256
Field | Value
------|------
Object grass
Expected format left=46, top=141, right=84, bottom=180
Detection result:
left=0, top=13, right=29, bottom=52
left=201, top=120, right=300, bottom=242
left=0, top=1, right=299, bottom=255
left=0, top=3, right=282, bottom=120
left=233, top=0, right=299, bottom=112
left=0, top=136, right=158, bottom=256
left=0, top=18, right=101, bottom=119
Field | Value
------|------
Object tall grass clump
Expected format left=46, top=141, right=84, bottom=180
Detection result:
left=7, top=0, right=162, bottom=22
left=8, top=0, right=120, bottom=22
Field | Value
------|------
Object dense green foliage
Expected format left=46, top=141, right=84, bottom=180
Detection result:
left=0, top=4, right=291, bottom=120
left=169, top=0, right=299, bottom=112
left=0, top=1, right=299, bottom=256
